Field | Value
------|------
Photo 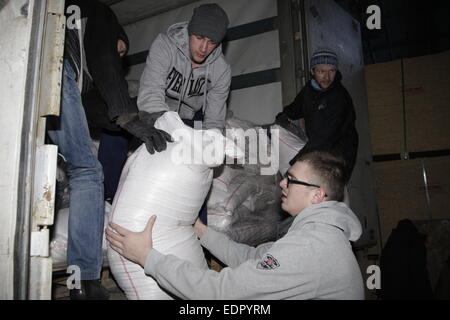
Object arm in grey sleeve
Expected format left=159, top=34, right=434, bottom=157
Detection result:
left=202, top=65, right=231, bottom=130
left=144, top=233, right=318, bottom=300
left=137, top=34, right=171, bottom=114
left=199, top=227, right=274, bottom=268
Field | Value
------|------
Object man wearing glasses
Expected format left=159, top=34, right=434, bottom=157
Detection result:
left=106, top=150, right=365, bottom=300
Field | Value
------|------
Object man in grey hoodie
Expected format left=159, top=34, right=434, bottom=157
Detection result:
left=106, top=150, right=365, bottom=300
left=118, top=3, right=231, bottom=156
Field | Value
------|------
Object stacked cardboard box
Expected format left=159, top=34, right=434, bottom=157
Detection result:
left=372, top=156, right=450, bottom=245
left=365, top=59, right=404, bottom=156
left=365, top=50, right=450, bottom=246
left=404, top=52, right=450, bottom=152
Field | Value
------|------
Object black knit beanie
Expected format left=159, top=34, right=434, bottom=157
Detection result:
left=188, top=3, right=229, bottom=43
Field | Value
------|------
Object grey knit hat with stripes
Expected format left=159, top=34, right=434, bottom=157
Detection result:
left=188, top=3, right=229, bottom=43
left=310, top=49, right=339, bottom=69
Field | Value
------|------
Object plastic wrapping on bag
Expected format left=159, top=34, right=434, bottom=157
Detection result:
left=207, top=168, right=289, bottom=245
left=206, top=115, right=305, bottom=246
left=205, top=165, right=243, bottom=207
left=55, top=155, right=70, bottom=211
left=224, top=175, right=288, bottom=246
left=274, top=124, right=307, bottom=175
left=49, top=207, right=70, bottom=266
left=225, top=113, right=307, bottom=175
left=225, top=113, right=266, bottom=175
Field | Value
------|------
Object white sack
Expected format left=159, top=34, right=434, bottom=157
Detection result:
left=274, top=124, right=307, bottom=175
left=207, top=173, right=280, bottom=233
left=225, top=116, right=262, bottom=175
left=206, top=165, right=243, bottom=207
left=107, top=112, right=240, bottom=300
left=207, top=174, right=258, bottom=232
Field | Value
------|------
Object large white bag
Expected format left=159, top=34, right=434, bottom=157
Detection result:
left=207, top=171, right=257, bottom=231
left=107, top=112, right=240, bottom=300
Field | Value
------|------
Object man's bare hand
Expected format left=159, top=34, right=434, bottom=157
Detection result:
left=106, top=215, right=157, bottom=267
left=193, top=218, right=207, bottom=239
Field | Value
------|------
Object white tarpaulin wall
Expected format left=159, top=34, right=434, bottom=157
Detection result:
left=117, top=0, right=282, bottom=125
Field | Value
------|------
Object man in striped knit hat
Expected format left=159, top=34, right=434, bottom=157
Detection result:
left=276, top=48, right=358, bottom=183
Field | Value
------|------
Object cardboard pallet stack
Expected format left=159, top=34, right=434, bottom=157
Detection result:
left=365, top=51, right=450, bottom=295
left=366, top=50, right=450, bottom=243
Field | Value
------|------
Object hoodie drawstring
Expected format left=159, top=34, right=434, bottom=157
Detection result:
left=176, top=57, right=190, bottom=114
left=177, top=57, right=209, bottom=121
left=202, top=63, right=209, bottom=117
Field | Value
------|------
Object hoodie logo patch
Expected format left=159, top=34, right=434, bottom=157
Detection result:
left=257, top=254, right=280, bottom=270
left=166, top=67, right=210, bottom=98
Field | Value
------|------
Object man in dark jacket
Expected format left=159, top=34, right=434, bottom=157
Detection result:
left=77, top=1, right=135, bottom=203
left=47, top=0, right=168, bottom=300
left=276, top=49, right=358, bottom=182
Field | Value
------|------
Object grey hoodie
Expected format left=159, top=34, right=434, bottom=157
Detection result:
left=144, top=201, right=365, bottom=300
left=137, top=22, right=231, bottom=130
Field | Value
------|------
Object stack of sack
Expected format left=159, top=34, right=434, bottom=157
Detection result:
left=50, top=110, right=308, bottom=297
left=206, top=113, right=307, bottom=245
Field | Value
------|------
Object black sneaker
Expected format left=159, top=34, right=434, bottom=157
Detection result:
left=69, top=280, right=110, bottom=300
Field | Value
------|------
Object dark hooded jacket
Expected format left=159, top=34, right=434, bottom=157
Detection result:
left=64, top=0, right=137, bottom=131
left=282, top=71, right=358, bottom=182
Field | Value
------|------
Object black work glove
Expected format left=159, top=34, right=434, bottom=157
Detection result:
left=116, top=112, right=173, bottom=154
left=138, top=110, right=167, bottom=127
left=261, top=124, right=273, bottom=140
left=275, top=112, right=290, bottom=127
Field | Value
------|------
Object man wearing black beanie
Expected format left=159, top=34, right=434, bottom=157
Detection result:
left=136, top=3, right=230, bottom=135
left=188, top=3, right=230, bottom=56
left=134, top=3, right=231, bottom=224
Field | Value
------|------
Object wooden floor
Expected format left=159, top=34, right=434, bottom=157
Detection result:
left=52, top=267, right=127, bottom=300
left=51, top=255, right=224, bottom=300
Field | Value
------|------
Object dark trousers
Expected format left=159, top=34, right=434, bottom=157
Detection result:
left=98, top=129, right=132, bottom=201
left=181, top=110, right=208, bottom=225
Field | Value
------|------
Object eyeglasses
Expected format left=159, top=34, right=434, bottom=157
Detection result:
left=283, top=172, right=321, bottom=189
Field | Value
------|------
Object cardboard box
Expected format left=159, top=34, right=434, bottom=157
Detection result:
left=404, top=51, right=450, bottom=152
left=373, top=156, right=450, bottom=246
left=365, top=50, right=450, bottom=156
left=365, top=60, right=404, bottom=155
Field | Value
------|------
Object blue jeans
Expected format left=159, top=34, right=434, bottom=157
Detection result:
left=47, top=61, right=104, bottom=280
